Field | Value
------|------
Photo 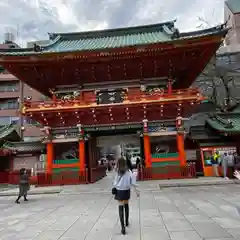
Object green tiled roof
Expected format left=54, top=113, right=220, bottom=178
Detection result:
left=0, top=124, right=20, bottom=141
left=207, top=113, right=240, bottom=133
left=0, top=21, right=228, bottom=56
left=3, top=140, right=45, bottom=153
left=226, top=0, right=240, bottom=14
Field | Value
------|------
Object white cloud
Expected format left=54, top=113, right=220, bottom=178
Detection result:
left=0, top=0, right=225, bottom=47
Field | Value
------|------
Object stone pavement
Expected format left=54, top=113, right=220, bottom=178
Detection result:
left=0, top=186, right=62, bottom=196
left=1, top=176, right=237, bottom=197
left=1, top=175, right=240, bottom=239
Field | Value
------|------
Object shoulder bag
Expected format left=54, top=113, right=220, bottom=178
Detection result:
left=112, top=174, right=123, bottom=195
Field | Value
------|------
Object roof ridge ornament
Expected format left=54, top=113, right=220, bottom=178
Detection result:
left=33, top=43, right=42, bottom=52
left=171, top=27, right=180, bottom=39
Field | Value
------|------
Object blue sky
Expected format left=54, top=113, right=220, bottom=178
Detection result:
left=0, top=0, right=225, bottom=46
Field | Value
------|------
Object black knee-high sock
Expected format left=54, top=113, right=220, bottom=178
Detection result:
left=118, top=205, right=125, bottom=229
left=124, top=204, right=129, bottom=226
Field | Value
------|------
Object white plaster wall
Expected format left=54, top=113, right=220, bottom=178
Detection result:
left=97, top=135, right=140, bottom=147
left=13, top=155, right=39, bottom=170
left=97, top=135, right=140, bottom=158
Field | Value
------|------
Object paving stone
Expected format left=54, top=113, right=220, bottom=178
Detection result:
left=212, top=217, right=240, bottom=228
left=205, top=239, right=235, bottom=240
left=169, top=230, right=202, bottom=240
left=226, top=228, right=240, bottom=239
left=165, top=219, right=194, bottom=232
left=161, top=212, right=185, bottom=220
left=184, top=214, right=214, bottom=223
left=141, top=226, right=170, bottom=240
left=0, top=174, right=240, bottom=239
left=33, top=230, right=65, bottom=240
left=192, top=223, right=232, bottom=239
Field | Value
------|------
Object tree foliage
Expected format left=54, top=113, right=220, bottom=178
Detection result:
left=196, top=55, right=240, bottom=112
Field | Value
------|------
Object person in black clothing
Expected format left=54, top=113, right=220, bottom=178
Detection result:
left=112, top=157, right=139, bottom=235
left=15, top=168, right=30, bottom=204
left=136, top=157, right=141, bottom=169
left=234, top=152, right=240, bottom=171
left=126, top=156, right=133, bottom=172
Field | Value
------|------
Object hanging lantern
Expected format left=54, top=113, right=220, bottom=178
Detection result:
left=142, top=119, right=148, bottom=132
left=176, top=116, right=182, bottom=128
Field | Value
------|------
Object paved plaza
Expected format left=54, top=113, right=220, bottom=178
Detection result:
left=1, top=176, right=240, bottom=239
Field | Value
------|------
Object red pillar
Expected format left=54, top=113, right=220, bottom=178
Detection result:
left=46, top=142, right=54, bottom=173
left=176, top=117, right=186, bottom=166
left=143, top=119, right=151, bottom=168
left=168, top=79, right=172, bottom=94
left=79, top=140, right=85, bottom=172
left=143, top=135, right=151, bottom=168
left=177, top=134, right=186, bottom=166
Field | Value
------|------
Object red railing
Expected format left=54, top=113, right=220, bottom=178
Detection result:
left=90, top=166, right=107, bottom=183
left=35, top=170, right=88, bottom=186
left=23, top=88, right=203, bottom=111
left=137, top=163, right=196, bottom=181
left=127, top=89, right=201, bottom=102
left=0, top=171, right=9, bottom=183
left=8, top=170, right=32, bottom=185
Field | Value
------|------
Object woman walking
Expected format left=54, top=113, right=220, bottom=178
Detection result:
left=112, top=157, right=140, bottom=235
left=15, top=168, right=30, bottom=204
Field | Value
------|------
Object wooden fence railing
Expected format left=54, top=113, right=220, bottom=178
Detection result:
left=1, top=167, right=107, bottom=186
left=23, top=88, right=202, bottom=110
left=35, top=170, right=88, bottom=186
left=137, top=163, right=196, bottom=181
left=0, top=171, right=9, bottom=184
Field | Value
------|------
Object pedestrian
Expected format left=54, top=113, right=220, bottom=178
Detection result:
left=112, top=157, right=140, bottom=235
left=222, top=152, right=229, bottom=179
left=227, top=153, right=235, bottom=178
left=136, top=157, right=141, bottom=169
left=126, top=156, right=133, bottom=172
left=211, top=151, right=220, bottom=177
left=15, top=168, right=30, bottom=204
left=234, top=152, right=240, bottom=171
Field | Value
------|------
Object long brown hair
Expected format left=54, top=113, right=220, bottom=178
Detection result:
left=117, top=157, right=127, bottom=175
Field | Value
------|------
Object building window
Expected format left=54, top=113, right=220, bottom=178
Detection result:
left=24, top=136, right=42, bottom=142
left=0, top=98, right=19, bottom=109
left=23, top=117, right=41, bottom=125
left=0, top=81, right=19, bottom=92
left=0, top=116, right=19, bottom=126
left=0, top=65, right=4, bottom=73
left=0, top=117, right=10, bottom=125
left=11, top=116, right=19, bottom=124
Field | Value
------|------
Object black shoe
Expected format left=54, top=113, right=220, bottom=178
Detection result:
left=126, top=221, right=129, bottom=227
left=121, top=227, right=126, bottom=235
left=15, top=200, right=20, bottom=204
left=24, top=198, right=28, bottom=201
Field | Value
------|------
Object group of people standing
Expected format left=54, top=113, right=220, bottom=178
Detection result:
left=211, top=151, right=240, bottom=179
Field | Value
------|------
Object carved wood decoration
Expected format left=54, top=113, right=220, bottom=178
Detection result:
left=145, top=85, right=165, bottom=95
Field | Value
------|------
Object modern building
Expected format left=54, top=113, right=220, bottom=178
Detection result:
left=224, top=0, right=240, bottom=47
left=0, top=40, right=44, bottom=141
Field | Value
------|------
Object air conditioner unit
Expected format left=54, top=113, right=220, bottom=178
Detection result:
left=39, top=154, right=46, bottom=162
